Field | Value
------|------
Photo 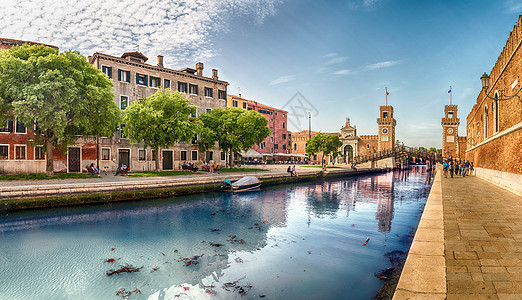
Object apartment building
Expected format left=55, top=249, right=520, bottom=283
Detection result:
left=89, top=51, right=229, bottom=171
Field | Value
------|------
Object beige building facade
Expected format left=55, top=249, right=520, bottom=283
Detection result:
left=89, top=51, right=229, bottom=171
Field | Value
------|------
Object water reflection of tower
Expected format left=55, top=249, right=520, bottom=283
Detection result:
left=375, top=172, right=395, bottom=233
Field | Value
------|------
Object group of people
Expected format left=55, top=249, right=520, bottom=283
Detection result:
left=443, top=159, right=473, bottom=178
left=287, top=165, right=298, bottom=177
left=202, top=161, right=218, bottom=173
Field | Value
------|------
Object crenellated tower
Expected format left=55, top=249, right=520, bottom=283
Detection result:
left=377, top=106, right=396, bottom=151
left=441, top=105, right=459, bottom=158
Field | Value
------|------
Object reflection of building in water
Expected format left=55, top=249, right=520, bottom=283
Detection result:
left=247, top=189, right=289, bottom=228
left=355, top=172, right=396, bottom=232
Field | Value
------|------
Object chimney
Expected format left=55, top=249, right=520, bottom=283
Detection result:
left=87, top=55, right=92, bottom=63
left=212, top=69, right=218, bottom=80
left=239, top=93, right=242, bottom=98
left=196, top=62, right=203, bottom=76
left=157, top=55, right=164, bottom=68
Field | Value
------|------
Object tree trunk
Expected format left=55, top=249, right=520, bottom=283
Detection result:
left=155, top=147, right=161, bottom=172
left=229, top=150, right=234, bottom=168
left=96, top=134, right=100, bottom=169
left=45, top=138, right=54, bottom=175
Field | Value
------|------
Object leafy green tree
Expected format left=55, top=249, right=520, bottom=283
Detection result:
left=0, top=44, right=120, bottom=175
left=123, top=89, right=198, bottom=171
left=429, top=147, right=437, bottom=152
left=197, top=108, right=270, bottom=167
left=305, top=133, right=342, bottom=166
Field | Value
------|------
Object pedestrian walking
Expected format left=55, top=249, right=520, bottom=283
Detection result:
left=443, top=161, right=449, bottom=178
left=449, top=161, right=454, bottom=178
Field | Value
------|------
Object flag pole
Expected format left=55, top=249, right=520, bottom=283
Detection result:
left=450, top=85, right=453, bottom=105
left=385, top=87, right=388, bottom=106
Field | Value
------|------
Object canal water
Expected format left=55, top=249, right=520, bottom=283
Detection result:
left=0, top=167, right=432, bottom=300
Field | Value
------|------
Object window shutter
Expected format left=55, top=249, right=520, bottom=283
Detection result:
left=145, top=75, right=149, bottom=86
left=136, top=73, right=140, bottom=84
left=7, top=120, right=13, bottom=132
left=118, top=69, right=122, bottom=81
left=108, top=67, right=112, bottom=79
left=126, top=71, right=131, bottom=83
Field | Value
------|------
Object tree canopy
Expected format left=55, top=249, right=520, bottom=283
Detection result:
left=197, top=108, right=270, bottom=167
left=123, top=89, right=198, bottom=171
left=0, top=44, right=120, bottom=174
left=305, top=132, right=342, bottom=166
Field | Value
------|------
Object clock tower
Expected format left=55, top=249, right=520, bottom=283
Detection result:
left=441, top=105, right=459, bottom=158
left=377, top=105, right=396, bottom=151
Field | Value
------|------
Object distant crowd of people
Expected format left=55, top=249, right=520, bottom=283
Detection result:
left=443, top=159, right=473, bottom=178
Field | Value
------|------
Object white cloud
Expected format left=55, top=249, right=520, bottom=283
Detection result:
left=269, top=75, right=295, bottom=85
left=334, top=69, right=353, bottom=75
left=0, top=0, right=281, bottom=67
left=504, top=0, right=522, bottom=13
left=364, top=60, right=400, bottom=71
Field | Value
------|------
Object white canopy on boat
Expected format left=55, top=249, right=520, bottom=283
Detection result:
left=232, top=176, right=260, bottom=187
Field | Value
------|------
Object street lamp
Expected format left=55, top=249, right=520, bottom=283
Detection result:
left=480, top=72, right=522, bottom=103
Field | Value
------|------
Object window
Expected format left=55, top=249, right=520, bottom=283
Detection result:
left=243, top=102, right=247, bottom=109
left=190, top=111, right=197, bottom=119
left=383, top=112, right=388, bottom=118
left=493, top=96, right=499, bottom=133
left=283, top=114, right=285, bottom=117
left=259, top=109, right=273, bottom=115
left=35, top=146, right=45, bottom=160
left=150, top=76, right=160, bottom=88
left=101, top=65, right=112, bottom=79
left=282, top=122, right=285, bottom=129
left=0, top=118, right=13, bottom=133
left=180, top=150, right=187, bottom=161
left=136, top=73, right=148, bottom=86
left=189, top=84, right=198, bottom=95
left=152, top=150, right=156, bottom=161
left=218, top=90, right=226, bottom=100
left=138, top=149, right=146, bottom=161
left=293, top=143, right=297, bottom=151
left=191, top=150, right=198, bottom=160
left=313, top=154, right=317, bottom=160
left=484, top=106, right=488, bottom=139
left=0, top=145, right=8, bottom=159
left=204, top=87, right=213, bottom=97
left=221, top=151, right=226, bottom=160
left=118, top=69, right=130, bottom=83
left=282, top=134, right=286, bottom=139
left=120, top=96, right=129, bottom=110
left=233, top=100, right=238, bottom=107
left=206, top=108, right=212, bottom=113
left=448, top=112, right=454, bottom=118
left=15, top=120, right=26, bottom=134
left=270, top=137, right=274, bottom=143
left=178, top=82, right=187, bottom=93
left=118, top=123, right=127, bottom=138
left=282, top=144, right=286, bottom=150
left=274, top=144, right=278, bottom=150
left=15, top=145, right=26, bottom=160
left=102, top=148, right=110, bottom=160
left=164, top=79, right=171, bottom=89
left=367, top=144, right=370, bottom=148
left=247, top=107, right=252, bottom=111
left=275, top=112, right=278, bottom=116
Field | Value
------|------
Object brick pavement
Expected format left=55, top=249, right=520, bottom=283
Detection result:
left=443, top=173, right=522, bottom=299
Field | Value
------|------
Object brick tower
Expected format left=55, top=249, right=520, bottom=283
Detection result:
left=441, top=105, right=459, bottom=158
left=377, top=106, right=396, bottom=151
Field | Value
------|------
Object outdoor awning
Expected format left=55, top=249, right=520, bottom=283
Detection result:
left=264, top=153, right=308, bottom=158
left=240, top=149, right=264, bottom=158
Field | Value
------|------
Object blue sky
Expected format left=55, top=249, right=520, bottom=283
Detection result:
left=1, top=0, right=521, bottom=148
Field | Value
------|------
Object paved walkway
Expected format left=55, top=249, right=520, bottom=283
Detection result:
left=394, top=167, right=522, bottom=299
left=443, top=173, right=522, bottom=299
left=0, top=165, right=362, bottom=200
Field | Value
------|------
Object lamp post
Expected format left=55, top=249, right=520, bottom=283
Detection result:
left=480, top=72, right=522, bottom=103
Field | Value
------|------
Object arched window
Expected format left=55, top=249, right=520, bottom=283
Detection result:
left=493, top=93, right=499, bottom=133
left=484, top=105, right=488, bottom=139
left=472, top=123, right=475, bottom=146
left=293, top=143, right=297, bottom=151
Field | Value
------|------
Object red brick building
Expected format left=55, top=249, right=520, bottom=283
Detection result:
left=227, top=94, right=289, bottom=155
left=464, top=14, right=522, bottom=195
left=0, top=38, right=98, bottom=174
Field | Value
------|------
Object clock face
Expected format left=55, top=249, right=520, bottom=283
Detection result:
left=447, top=128, right=454, bottom=134
left=382, top=128, right=388, bottom=134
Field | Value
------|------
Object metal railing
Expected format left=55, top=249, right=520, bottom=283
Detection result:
left=354, top=145, right=441, bottom=165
